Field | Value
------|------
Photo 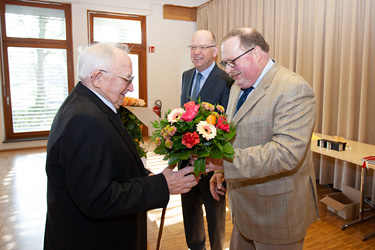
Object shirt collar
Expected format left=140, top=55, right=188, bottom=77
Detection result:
left=196, top=61, right=215, bottom=79
left=252, top=58, right=275, bottom=89
left=87, top=87, right=117, bottom=114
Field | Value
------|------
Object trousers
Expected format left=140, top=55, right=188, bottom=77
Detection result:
left=181, top=172, right=226, bottom=250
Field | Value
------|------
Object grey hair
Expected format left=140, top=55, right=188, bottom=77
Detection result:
left=223, top=28, right=269, bottom=53
left=77, top=43, right=129, bottom=81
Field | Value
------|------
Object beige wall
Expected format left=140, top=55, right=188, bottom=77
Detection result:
left=0, top=0, right=206, bottom=150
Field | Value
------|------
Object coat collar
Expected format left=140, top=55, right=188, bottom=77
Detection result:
left=230, top=63, right=281, bottom=123
left=75, top=82, right=144, bottom=166
left=196, top=64, right=220, bottom=101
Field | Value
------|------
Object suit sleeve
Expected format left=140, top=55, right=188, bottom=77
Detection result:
left=181, top=71, right=190, bottom=106
left=59, top=114, right=169, bottom=218
left=215, top=69, right=233, bottom=109
left=219, top=80, right=231, bottom=109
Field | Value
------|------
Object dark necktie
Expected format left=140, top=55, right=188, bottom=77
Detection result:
left=192, top=72, right=203, bottom=100
left=235, top=87, right=254, bottom=113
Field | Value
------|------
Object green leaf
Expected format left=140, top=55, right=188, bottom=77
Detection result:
left=152, top=120, right=160, bottom=128
left=126, top=122, right=135, bottom=130
left=194, top=157, right=206, bottom=176
left=225, top=128, right=236, bottom=140
left=223, top=153, right=234, bottom=159
left=210, top=148, right=223, bottom=159
left=168, top=155, right=180, bottom=165
left=155, top=145, right=168, bottom=155
left=179, top=150, right=193, bottom=160
left=198, top=150, right=210, bottom=158
left=174, top=141, right=187, bottom=150
left=214, top=140, right=223, bottom=152
left=118, top=106, right=147, bottom=158
left=222, top=141, right=235, bottom=154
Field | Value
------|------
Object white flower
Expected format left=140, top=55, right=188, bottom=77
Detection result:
left=196, top=121, right=217, bottom=140
left=167, top=108, right=184, bottom=123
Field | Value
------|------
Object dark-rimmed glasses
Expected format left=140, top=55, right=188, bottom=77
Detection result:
left=220, top=47, right=255, bottom=68
left=188, top=45, right=216, bottom=51
left=100, top=70, right=134, bottom=87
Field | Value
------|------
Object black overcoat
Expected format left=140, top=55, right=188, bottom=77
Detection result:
left=44, top=82, right=169, bottom=250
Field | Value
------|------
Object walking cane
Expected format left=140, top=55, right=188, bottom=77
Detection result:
left=156, top=207, right=167, bottom=250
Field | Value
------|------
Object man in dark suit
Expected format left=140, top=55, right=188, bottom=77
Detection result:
left=179, top=30, right=234, bottom=250
left=44, top=43, right=198, bottom=250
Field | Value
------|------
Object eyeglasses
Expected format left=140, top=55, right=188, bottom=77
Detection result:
left=100, top=70, right=134, bottom=87
left=220, top=47, right=255, bottom=68
left=188, top=45, right=216, bottom=51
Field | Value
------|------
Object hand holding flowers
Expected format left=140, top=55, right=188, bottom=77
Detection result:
left=189, top=156, right=224, bottom=173
left=151, top=101, right=236, bottom=176
left=161, top=164, right=198, bottom=194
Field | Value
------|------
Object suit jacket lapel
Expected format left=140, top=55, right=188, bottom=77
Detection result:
left=231, top=63, right=280, bottom=123
left=108, top=111, right=144, bottom=166
left=76, top=82, right=144, bottom=166
left=185, top=64, right=221, bottom=103
left=199, top=64, right=219, bottom=101
left=184, top=70, right=196, bottom=103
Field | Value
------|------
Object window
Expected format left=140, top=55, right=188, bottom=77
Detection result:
left=88, top=11, right=147, bottom=102
left=0, top=0, right=74, bottom=141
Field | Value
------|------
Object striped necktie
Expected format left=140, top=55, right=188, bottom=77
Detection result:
left=192, top=72, right=203, bottom=100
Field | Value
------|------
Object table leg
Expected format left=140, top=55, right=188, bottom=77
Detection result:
left=361, top=231, right=375, bottom=241
left=341, top=166, right=375, bottom=230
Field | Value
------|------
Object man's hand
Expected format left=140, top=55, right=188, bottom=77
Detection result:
left=188, top=156, right=223, bottom=173
left=210, top=172, right=226, bottom=201
left=161, top=165, right=198, bottom=194
left=205, top=157, right=224, bottom=173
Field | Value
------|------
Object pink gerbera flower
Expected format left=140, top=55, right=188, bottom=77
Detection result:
left=167, top=108, right=184, bottom=123
left=196, top=121, right=217, bottom=140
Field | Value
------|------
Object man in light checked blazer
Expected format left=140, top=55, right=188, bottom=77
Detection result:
left=206, top=28, right=319, bottom=250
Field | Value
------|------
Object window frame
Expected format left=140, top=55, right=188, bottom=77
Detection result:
left=0, top=0, right=74, bottom=141
left=87, top=10, right=148, bottom=106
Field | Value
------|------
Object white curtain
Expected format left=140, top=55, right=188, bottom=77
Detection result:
left=197, top=0, right=375, bottom=201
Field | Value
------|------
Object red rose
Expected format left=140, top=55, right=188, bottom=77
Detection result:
left=181, top=101, right=200, bottom=122
left=184, top=101, right=199, bottom=111
left=218, top=123, right=230, bottom=132
left=216, top=117, right=230, bottom=132
left=182, top=131, right=200, bottom=148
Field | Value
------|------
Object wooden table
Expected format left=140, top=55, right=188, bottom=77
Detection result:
left=311, top=133, right=375, bottom=241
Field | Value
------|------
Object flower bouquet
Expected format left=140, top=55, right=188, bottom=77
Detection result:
left=118, top=97, right=147, bottom=159
left=151, top=101, right=236, bottom=176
